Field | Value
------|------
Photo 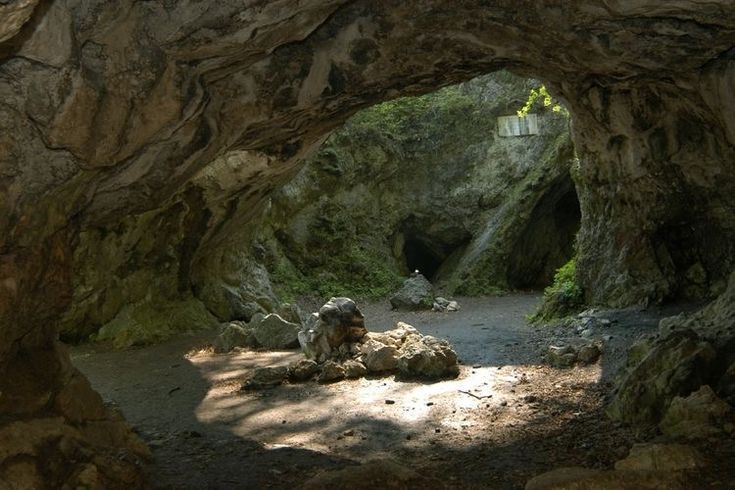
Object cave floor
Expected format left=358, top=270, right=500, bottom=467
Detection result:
left=71, top=294, right=719, bottom=489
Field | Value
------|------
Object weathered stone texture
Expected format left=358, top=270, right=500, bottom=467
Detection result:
left=2, top=0, right=735, bottom=485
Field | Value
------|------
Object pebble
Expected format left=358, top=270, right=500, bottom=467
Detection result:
left=500, top=401, right=508, bottom=407
left=385, top=399, right=396, bottom=405
left=343, top=429, right=355, bottom=436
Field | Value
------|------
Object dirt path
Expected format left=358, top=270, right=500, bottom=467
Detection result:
left=71, top=294, right=693, bottom=489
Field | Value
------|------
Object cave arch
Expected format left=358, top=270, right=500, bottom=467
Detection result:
left=1, top=1, right=735, bottom=486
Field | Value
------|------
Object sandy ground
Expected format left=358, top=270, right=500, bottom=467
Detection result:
left=70, top=294, right=719, bottom=489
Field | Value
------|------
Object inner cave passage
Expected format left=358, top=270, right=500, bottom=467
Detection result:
left=403, top=237, right=446, bottom=280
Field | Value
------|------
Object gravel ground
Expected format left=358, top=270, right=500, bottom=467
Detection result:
left=70, top=294, right=716, bottom=489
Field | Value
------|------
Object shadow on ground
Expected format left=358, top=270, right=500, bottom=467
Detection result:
left=70, top=294, right=707, bottom=489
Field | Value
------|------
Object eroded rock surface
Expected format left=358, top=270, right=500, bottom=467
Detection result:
left=3, top=0, right=735, bottom=485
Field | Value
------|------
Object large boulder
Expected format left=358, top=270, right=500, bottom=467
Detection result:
left=318, top=297, right=367, bottom=345
left=614, top=443, right=707, bottom=472
left=213, top=321, right=257, bottom=353
left=253, top=314, right=301, bottom=349
left=389, top=274, right=434, bottom=311
left=397, top=335, right=459, bottom=379
left=659, top=385, right=735, bottom=439
left=607, top=329, right=717, bottom=426
left=298, top=297, right=367, bottom=361
left=362, top=339, right=399, bottom=373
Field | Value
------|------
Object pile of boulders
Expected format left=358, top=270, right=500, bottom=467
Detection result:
left=297, top=297, right=459, bottom=383
left=236, top=297, right=460, bottom=388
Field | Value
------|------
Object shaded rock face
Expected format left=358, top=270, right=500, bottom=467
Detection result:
left=610, top=272, right=735, bottom=428
left=2, top=1, right=735, bottom=485
left=390, top=273, right=434, bottom=311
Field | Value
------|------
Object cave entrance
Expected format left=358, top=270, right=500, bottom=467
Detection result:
left=403, top=237, right=445, bottom=280
left=507, top=174, right=581, bottom=289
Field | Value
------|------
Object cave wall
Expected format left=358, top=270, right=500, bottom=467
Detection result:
left=2, top=0, right=735, bottom=485
left=568, top=69, right=735, bottom=306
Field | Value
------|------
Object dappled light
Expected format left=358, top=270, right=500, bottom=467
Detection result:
left=4, top=1, right=735, bottom=487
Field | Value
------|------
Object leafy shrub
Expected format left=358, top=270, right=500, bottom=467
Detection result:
left=517, top=85, right=568, bottom=117
left=531, top=257, right=584, bottom=322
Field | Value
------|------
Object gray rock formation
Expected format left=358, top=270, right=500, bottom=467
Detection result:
left=213, top=321, right=257, bottom=353
left=397, top=335, right=459, bottom=379
left=659, top=385, right=735, bottom=439
left=389, top=274, right=434, bottom=311
left=288, top=359, right=319, bottom=382
left=607, top=329, right=717, bottom=426
left=546, top=340, right=602, bottom=368
left=317, top=360, right=346, bottom=384
left=610, top=272, right=735, bottom=428
left=362, top=340, right=400, bottom=373
left=3, top=0, right=735, bottom=485
left=298, top=297, right=367, bottom=361
left=253, top=314, right=301, bottom=350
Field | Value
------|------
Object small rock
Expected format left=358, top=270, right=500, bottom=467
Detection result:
left=213, top=322, right=257, bottom=353
left=241, top=366, right=288, bottom=390
left=343, top=359, right=368, bottom=379
left=317, top=361, right=346, bottom=384
left=577, top=343, right=601, bottom=364
left=288, top=359, right=319, bottom=382
left=547, top=345, right=577, bottom=368
left=385, top=399, right=396, bottom=405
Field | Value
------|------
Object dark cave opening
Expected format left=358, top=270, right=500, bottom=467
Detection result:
left=507, top=175, right=582, bottom=289
left=403, top=238, right=445, bottom=280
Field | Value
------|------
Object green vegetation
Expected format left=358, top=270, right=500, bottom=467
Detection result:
left=530, top=257, right=585, bottom=322
left=518, top=85, right=568, bottom=117
left=345, top=84, right=486, bottom=147
left=270, top=245, right=403, bottom=302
